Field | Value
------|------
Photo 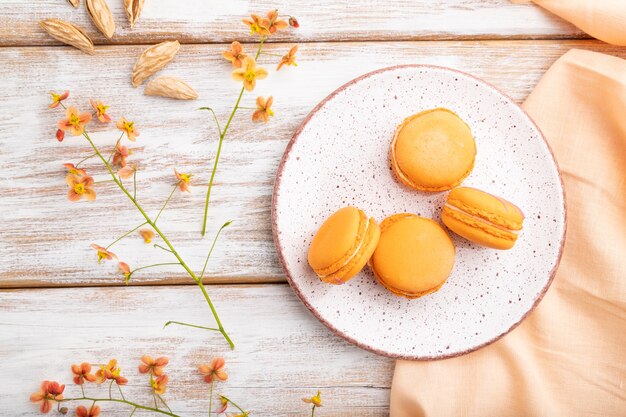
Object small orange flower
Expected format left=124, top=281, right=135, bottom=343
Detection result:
left=66, top=174, right=96, bottom=202
left=174, top=169, right=192, bottom=193
left=58, top=106, right=92, bottom=136
left=90, top=99, right=111, bottom=123
left=231, top=57, right=268, bottom=92
left=302, top=390, right=322, bottom=407
left=56, top=129, right=65, bottom=142
left=252, top=96, right=274, bottom=123
left=95, top=359, right=128, bottom=385
left=139, top=229, right=155, bottom=244
left=242, top=14, right=270, bottom=36
left=216, top=396, right=228, bottom=414
left=118, top=262, right=131, bottom=282
left=198, top=357, right=228, bottom=383
left=63, top=163, right=87, bottom=177
left=139, top=355, right=169, bottom=375
left=75, top=405, right=100, bottom=417
left=90, top=244, right=117, bottom=263
left=277, top=45, right=298, bottom=71
left=223, top=41, right=247, bottom=68
left=117, top=165, right=135, bottom=179
left=112, top=145, right=131, bottom=167
left=30, top=381, right=65, bottom=414
left=71, top=363, right=96, bottom=385
left=116, top=117, right=139, bottom=141
left=49, top=91, right=69, bottom=109
left=150, top=374, right=168, bottom=395
left=266, top=10, right=288, bottom=34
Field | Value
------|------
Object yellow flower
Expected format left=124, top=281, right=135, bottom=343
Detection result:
left=116, top=116, right=139, bottom=141
left=139, top=228, right=155, bottom=244
left=252, top=96, right=274, bottom=123
left=223, top=41, right=247, bottom=68
left=90, top=99, right=111, bottom=123
left=277, top=45, right=298, bottom=71
left=242, top=14, right=270, bottom=36
left=58, top=106, right=92, bottom=136
left=174, top=169, right=192, bottom=192
left=231, top=57, right=268, bottom=92
left=302, top=390, right=322, bottom=407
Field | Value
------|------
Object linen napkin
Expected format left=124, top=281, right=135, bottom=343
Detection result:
left=390, top=49, right=626, bottom=416
left=525, top=0, right=626, bottom=45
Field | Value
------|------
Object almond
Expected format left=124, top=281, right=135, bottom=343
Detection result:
left=39, top=19, right=95, bottom=55
left=85, top=0, right=115, bottom=39
left=131, top=40, right=180, bottom=87
left=124, top=0, right=145, bottom=28
left=144, top=77, right=199, bottom=100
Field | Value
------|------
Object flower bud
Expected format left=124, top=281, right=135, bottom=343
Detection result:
left=289, top=16, right=299, bottom=28
left=56, top=129, right=65, bottom=142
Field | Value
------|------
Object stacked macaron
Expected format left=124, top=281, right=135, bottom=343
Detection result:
left=307, top=107, right=525, bottom=299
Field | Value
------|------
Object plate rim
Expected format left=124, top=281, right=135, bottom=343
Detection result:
left=271, top=64, right=568, bottom=360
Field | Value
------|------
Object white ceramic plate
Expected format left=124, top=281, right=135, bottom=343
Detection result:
left=272, top=65, right=566, bottom=360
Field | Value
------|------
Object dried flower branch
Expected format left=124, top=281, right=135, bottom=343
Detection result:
left=200, top=9, right=300, bottom=236
left=48, top=95, right=235, bottom=349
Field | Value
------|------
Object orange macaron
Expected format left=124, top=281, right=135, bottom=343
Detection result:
left=442, top=187, right=524, bottom=250
left=369, top=213, right=455, bottom=298
left=308, top=206, right=380, bottom=284
left=390, top=108, right=476, bottom=192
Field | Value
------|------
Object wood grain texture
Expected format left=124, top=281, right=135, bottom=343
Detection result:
left=0, top=0, right=586, bottom=46
left=2, top=40, right=625, bottom=288
left=0, top=284, right=393, bottom=416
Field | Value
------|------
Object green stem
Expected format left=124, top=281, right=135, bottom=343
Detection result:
left=108, top=381, right=113, bottom=399
left=163, top=320, right=220, bottom=332
left=129, top=407, right=137, bottom=417
left=132, top=167, right=138, bottom=200
left=131, top=263, right=181, bottom=275
left=200, top=38, right=266, bottom=237
left=154, top=183, right=179, bottom=224
left=117, top=383, right=126, bottom=401
left=208, top=382, right=213, bottom=417
left=199, top=221, right=232, bottom=280
left=312, top=405, right=316, bottom=417
left=80, top=384, right=85, bottom=398
left=106, top=222, right=147, bottom=249
left=63, top=397, right=179, bottom=417
left=107, top=135, right=124, bottom=164
left=81, top=131, right=234, bottom=349
left=157, top=395, right=172, bottom=414
left=220, top=395, right=247, bottom=414
left=153, top=244, right=173, bottom=253
left=75, top=152, right=97, bottom=167
left=198, top=107, right=222, bottom=136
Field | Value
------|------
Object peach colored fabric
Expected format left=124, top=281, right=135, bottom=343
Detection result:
left=390, top=49, right=626, bottom=416
left=531, top=0, right=626, bottom=45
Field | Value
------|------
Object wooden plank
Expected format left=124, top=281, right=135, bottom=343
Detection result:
left=0, top=0, right=585, bottom=46
left=0, top=284, right=393, bottom=416
left=1, top=40, right=625, bottom=288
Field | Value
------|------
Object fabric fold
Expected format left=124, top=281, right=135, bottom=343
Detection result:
left=390, top=49, right=626, bottom=417
left=531, top=0, right=626, bottom=45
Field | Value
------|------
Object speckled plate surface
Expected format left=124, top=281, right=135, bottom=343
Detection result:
left=272, top=65, right=566, bottom=360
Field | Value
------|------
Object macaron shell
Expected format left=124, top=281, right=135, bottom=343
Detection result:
left=321, top=217, right=380, bottom=284
left=447, top=186, right=524, bottom=230
left=442, top=207, right=517, bottom=250
left=307, top=206, right=367, bottom=277
left=370, top=214, right=455, bottom=298
left=391, top=108, right=476, bottom=192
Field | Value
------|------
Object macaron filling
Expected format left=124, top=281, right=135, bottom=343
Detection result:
left=442, top=203, right=520, bottom=241
left=317, top=217, right=371, bottom=280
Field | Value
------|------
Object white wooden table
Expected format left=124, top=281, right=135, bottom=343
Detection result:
left=2, top=1, right=625, bottom=416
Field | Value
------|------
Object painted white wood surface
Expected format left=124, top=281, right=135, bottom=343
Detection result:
left=2, top=40, right=625, bottom=288
left=0, top=0, right=583, bottom=46
left=0, top=284, right=393, bottom=416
